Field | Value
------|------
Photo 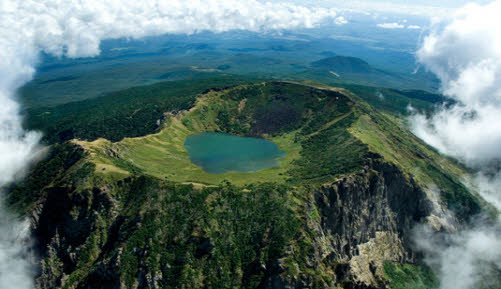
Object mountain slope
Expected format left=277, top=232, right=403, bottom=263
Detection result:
left=9, top=81, right=485, bottom=289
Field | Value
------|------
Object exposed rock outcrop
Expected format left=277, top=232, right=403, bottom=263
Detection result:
left=266, top=156, right=434, bottom=288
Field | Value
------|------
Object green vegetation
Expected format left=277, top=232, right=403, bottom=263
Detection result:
left=26, top=76, right=257, bottom=144
left=348, top=99, right=481, bottom=220
left=21, top=62, right=228, bottom=109
left=76, top=82, right=371, bottom=185
left=67, top=81, right=481, bottom=217
left=75, top=98, right=302, bottom=185
left=383, top=262, right=439, bottom=289
left=7, top=143, right=88, bottom=213
left=11, top=80, right=487, bottom=289
left=291, top=113, right=367, bottom=182
left=37, top=170, right=302, bottom=289
left=338, top=84, right=446, bottom=115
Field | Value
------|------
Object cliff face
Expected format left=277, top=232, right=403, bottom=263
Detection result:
left=315, top=158, right=431, bottom=261
left=33, top=185, right=117, bottom=289
left=266, top=156, right=433, bottom=289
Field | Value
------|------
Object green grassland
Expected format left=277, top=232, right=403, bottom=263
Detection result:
left=77, top=114, right=301, bottom=186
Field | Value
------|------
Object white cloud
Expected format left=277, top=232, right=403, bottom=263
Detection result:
left=414, top=221, right=501, bottom=289
left=334, top=16, right=348, bottom=25
left=377, top=22, right=405, bottom=28
left=0, top=1, right=339, bottom=287
left=407, top=25, right=421, bottom=29
left=411, top=2, right=501, bottom=289
left=5, top=0, right=338, bottom=59
left=0, top=207, right=35, bottom=289
left=411, top=0, right=501, bottom=165
left=294, top=0, right=453, bottom=17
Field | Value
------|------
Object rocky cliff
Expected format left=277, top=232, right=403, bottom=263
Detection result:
left=265, top=155, right=434, bottom=289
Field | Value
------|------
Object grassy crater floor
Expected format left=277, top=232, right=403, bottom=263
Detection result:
left=76, top=89, right=302, bottom=186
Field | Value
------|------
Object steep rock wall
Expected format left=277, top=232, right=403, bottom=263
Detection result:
left=267, top=156, right=433, bottom=288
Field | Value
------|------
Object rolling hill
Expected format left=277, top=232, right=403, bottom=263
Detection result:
left=311, top=56, right=375, bottom=74
left=297, top=56, right=439, bottom=91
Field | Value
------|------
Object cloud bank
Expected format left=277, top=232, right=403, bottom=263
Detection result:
left=0, top=1, right=338, bottom=288
left=412, top=0, right=501, bottom=165
left=411, top=1, right=501, bottom=289
left=5, top=0, right=337, bottom=59
left=414, top=222, right=501, bottom=289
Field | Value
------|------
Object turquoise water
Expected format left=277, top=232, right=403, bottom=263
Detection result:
left=184, top=132, right=285, bottom=174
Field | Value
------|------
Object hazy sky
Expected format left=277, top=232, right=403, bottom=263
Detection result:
left=286, top=0, right=494, bottom=16
left=295, top=0, right=492, bottom=8
left=352, top=0, right=491, bottom=7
